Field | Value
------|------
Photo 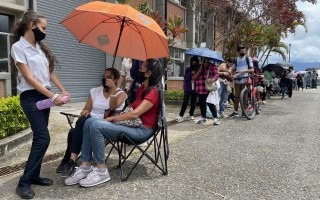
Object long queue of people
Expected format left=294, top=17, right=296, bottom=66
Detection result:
left=175, top=44, right=303, bottom=125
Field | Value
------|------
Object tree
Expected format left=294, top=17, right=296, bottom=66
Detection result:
left=185, top=0, right=317, bottom=59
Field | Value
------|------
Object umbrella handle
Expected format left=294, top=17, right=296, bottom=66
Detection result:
left=112, top=17, right=126, bottom=68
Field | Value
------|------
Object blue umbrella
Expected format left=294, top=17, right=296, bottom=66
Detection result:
left=184, top=47, right=224, bottom=62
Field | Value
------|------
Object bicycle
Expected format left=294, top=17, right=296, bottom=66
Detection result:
left=235, top=74, right=264, bottom=120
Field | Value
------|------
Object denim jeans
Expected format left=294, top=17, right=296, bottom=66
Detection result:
left=218, top=82, right=229, bottom=113
left=81, top=118, right=154, bottom=164
left=18, top=90, right=50, bottom=188
left=179, top=90, right=197, bottom=117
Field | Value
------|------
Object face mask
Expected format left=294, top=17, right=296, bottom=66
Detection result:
left=32, top=27, right=46, bottom=41
left=135, top=71, right=147, bottom=84
left=239, top=53, right=245, bottom=57
left=101, top=78, right=109, bottom=92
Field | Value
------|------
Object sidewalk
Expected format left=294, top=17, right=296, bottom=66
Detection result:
left=0, top=101, right=200, bottom=173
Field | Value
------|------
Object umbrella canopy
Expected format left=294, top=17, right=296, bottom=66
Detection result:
left=305, top=67, right=319, bottom=71
left=61, top=1, right=169, bottom=66
left=262, top=64, right=286, bottom=77
left=184, top=47, right=224, bottom=62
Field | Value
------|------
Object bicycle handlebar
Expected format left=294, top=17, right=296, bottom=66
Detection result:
left=233, top=74, right=264, bottom=80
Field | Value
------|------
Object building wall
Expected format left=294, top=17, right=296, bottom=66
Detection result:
left=167, top=79, right=183, bottom=90
left=0, top=80, right=5, bottom=98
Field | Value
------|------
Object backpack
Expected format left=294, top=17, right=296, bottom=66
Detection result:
left=234, top=56, right=250, bottom=71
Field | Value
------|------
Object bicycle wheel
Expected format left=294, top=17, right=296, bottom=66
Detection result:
left=240, top=87, right=255, bottom=120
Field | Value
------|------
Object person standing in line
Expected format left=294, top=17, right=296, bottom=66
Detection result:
left=263, top=68, right=276, bottom=98
left=230, top=45, right=254, bottom=117
left=176, top=56, right=199, bottom=122
left=10, top=10, right=70, bottom=199
left=118, top=57, right=133, bottom=92
left=296, top=73, right=304, bottom=91
left=193, top=57, right=218, bottom=124
left=286, top=66, right=295, bottom=98
left=217, top=58, right=234, bottom=118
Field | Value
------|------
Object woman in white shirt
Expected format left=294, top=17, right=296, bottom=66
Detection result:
left=10, top=10, right=70, bottom=199
left=57, top=68, right=126, bottom=178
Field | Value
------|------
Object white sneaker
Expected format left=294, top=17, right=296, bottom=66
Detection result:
left=213, top=118, right=220, bottom=125
left=176, top=116, right=184, bottom=122
left=189, top=116, right=195, bottom=121
left=79, top=167, right=111, bottom=187
left=262, top=101, right=267, bottom=104
left=65, top=166, right=94, bottom=186
left=220, top=112, right=228, bottom=118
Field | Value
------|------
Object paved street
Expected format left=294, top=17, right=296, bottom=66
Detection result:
left=1, top=89, right=320, bottom=199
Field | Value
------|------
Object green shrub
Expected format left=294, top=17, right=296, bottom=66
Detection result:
left=0, top=96, right=29, bottom=139
left=164, top=90, right=184, bottom=100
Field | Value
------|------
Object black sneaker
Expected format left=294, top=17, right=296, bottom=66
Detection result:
left=56, top=158, right=68, bottom=173
left=197, top=118, right=207, bottom=124
left=229, top=112, right=239, bottom=117
left=61, top=159, right=76, bottom=177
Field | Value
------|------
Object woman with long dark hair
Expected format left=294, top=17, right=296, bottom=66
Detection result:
left=11, top=10, right=70, bottom=199
left=65, top=59, right=164, bottom=187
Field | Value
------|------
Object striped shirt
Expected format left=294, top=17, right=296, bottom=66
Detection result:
left=196, top=64, right=218, bottom=94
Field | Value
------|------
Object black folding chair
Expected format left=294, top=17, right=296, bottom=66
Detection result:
left=105, top=87, right=169, bottom=181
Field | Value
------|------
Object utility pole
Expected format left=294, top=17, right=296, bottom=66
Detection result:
left=288, top=43, right=291, bottom=63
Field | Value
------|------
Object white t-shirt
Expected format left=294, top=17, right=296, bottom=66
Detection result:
left=11, top=37, right=51, bottom=92
left=90, top=86, right=126, bottom=118
left=234, top=56, right=253, bottom=84
left=120, top=57, right=133, bottom=90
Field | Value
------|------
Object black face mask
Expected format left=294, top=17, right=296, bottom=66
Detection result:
left=32, top=27, right=46, bottom=41
left=239, top=53, right=245, bottom=57
left=135, top=71, right=147, bottom=84
left=101, top=78, right=109, bottom=92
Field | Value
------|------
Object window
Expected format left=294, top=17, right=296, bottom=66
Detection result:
left=0, top=33, right=11, bottom=73
left=0, top=14, right=14, bottom=73
left=171, top=0, right=186, bottom=7
left=168, top=48, right=185, bottom=78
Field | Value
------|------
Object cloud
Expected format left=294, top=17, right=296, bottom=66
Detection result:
left=269, top=2, right=320, bottom=63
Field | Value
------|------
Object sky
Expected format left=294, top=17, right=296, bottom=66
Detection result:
left=267, top=1, right=320, bottom=70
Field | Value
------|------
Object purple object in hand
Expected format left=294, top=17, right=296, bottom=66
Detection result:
left=36, top=96, right=69, bottom=110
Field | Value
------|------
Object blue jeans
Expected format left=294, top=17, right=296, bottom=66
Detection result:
left=81, top=118, right=154, bottom=164
left=18, top=90, right=50, bottom=188
left=218, top=82, right=229, bottom=113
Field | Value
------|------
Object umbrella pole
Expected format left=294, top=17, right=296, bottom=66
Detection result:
left=112, top=17, right=126, bottom=68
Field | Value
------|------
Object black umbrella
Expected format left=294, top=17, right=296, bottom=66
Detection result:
left=305, top=67, right=319, bottom=71
left=262, top=64, right=285, bottom=77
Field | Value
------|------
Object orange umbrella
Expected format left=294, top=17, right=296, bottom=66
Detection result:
left=61, top=1, right=169, bottom=66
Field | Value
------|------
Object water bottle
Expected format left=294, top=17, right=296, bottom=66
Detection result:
left=36, top=95, right=69, bottom=110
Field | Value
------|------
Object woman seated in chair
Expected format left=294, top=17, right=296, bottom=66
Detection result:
left=56, top=68, right=127, bottom=177
left=65, top=59, right=164, bottom=187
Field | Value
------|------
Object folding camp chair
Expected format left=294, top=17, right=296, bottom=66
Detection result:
left=105, top=85, right=169, bottom=181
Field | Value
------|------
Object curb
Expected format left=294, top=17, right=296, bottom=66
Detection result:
left=0, top=128, right=32, bottom=157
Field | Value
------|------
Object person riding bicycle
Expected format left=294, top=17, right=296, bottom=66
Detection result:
left=230, top=45, right=254, bottom=117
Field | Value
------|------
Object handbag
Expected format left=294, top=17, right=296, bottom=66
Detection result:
left=113, top=107, right=142, bottom=128
left=205, top=67, right=218, bottom=92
